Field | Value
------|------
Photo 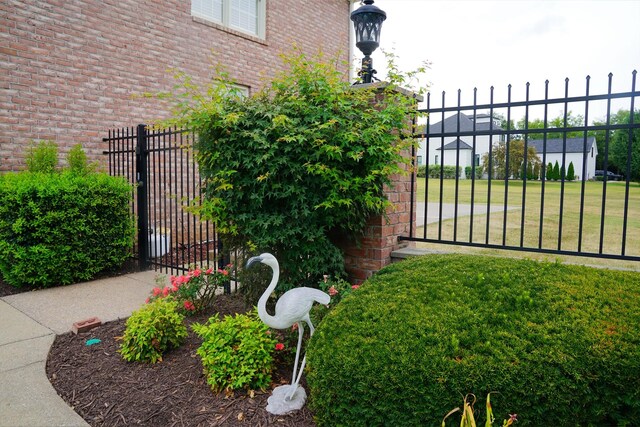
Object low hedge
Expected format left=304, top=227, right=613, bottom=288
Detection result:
left=0, top=171, right=134, bottom=287
left=307, top=254, right=640, bottom=426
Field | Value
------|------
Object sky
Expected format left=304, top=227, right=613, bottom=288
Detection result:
left=352, top=0, right=640, bottom=124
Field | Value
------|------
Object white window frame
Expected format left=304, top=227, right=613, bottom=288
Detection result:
left=192, top=0, right=266, bottom=39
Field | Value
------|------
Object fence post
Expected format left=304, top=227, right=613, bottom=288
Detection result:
left=136, top=124, right=149, bottom=270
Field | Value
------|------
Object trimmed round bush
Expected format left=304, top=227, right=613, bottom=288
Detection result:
left=0, top=171, right=134, bottom=288
left=307, top=254, right=640, bottom=426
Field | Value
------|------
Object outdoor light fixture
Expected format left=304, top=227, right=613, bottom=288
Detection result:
left=351, top=0, right=386, bottom=84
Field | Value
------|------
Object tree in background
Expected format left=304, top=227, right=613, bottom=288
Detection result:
left=553, top=161, right=560, bottom=181
left=607, top=110, right=640, bottom=181
left=546, top=162, right=553, bottom=181
left=566, top=161, right=576, bottom=181
left=482, top=140, right=541, bottom=180
left=518, top=111, right=586, bottom=141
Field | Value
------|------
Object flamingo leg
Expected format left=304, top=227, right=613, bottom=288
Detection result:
left=288, top=321, right=304, bottom=399
left=286, top=319, right=316, bottom=401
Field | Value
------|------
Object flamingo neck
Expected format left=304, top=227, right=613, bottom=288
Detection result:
left=257, top=261, right=279, bottom=325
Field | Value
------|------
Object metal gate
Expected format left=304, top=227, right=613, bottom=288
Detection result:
left=103, top=124, right=227, bottom=279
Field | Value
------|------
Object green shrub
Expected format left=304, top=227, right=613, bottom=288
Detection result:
left=567, top=161, right=576, bottom=181
left=119, top=299, right=188, bottom=363
left=307, top=254, right=640, bottom=426
left=428, top=164, right=462, bottom=179
left=25, top=140, right=58, bottom=173
left=192, top=310, right=277, bottom=392
left=156, top=50, right=425, bottom=292
left=0, top=171, right=134, bottom=287
left=464, top=166, right=483, bottom=179
left=66, top=144, right=98, bottom=175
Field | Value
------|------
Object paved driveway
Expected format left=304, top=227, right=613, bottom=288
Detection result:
left=416, top=202, right=520, bottom=226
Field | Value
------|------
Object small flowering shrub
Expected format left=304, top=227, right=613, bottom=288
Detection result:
left=147, top=265, right=232, bottom=314
left=308, top=254, right=640, bottom=426
left=119, top=299, right=187, bottom=364
left=192, top=310, right=277, bottom=392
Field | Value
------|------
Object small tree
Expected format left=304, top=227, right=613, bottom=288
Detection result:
left=155, top=49, right=426, bottom=293
left=25, top=140, right=58, bottom=173
left=553, top=161, right=560, bottom=181
left=566, top=161, right=576, bottom=181
left=546, top=162, right=553, bottom=181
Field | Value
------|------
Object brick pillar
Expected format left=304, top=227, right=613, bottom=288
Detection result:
left=336, top=84, right=420, bottom=284
left=338, top=154, right=416, bottom=284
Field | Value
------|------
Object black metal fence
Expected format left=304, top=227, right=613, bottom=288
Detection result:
left=402, top=71, right=640, bottom=262
left=103, top=125, right=231, bottom=285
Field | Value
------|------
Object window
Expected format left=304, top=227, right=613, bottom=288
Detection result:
left=435, top=155, right=439, bottom=165
left=192, top=0, right=265, bottom=38
left=475, top=154, right=480, bottom=166
left=416, top=155, right=423, bottom=166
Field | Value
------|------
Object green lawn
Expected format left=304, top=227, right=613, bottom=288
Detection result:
left=414, top=178, right=640, bottom=262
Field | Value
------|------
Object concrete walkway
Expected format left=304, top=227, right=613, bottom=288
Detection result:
left=416, top=202, right=521, bottom=226
left=0, top=270, right=158, bottom=427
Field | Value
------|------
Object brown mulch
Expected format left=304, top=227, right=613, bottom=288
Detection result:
left=46, top=293, right=317, bottom=427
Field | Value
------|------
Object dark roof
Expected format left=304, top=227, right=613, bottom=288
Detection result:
left=425, top=112, right=502, bottom=134
left=435, top=138, right=473, bottom=151
left=527, top=137, right=596, bottom=154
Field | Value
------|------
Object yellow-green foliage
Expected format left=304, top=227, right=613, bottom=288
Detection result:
left=192, top=310, right=277, bottom=392
left=307, top=254, right=640, bottom=426
left=119, top=299, right=187, bottom=364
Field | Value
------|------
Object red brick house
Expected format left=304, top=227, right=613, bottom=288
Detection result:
left=1, top=0, right=351, bottom=171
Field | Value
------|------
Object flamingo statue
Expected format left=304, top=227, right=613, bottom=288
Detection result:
left=246, top=252, right=330, bottom=414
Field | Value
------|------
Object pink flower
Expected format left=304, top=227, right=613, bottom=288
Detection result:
left=275, top=343, right=285, bottom=351
left=291, top=323, right=298, bottom=331
left=183, top=301, right=195, bottom=311
left=145, top=297, right=150, bottom=304
left=152, top=287, right=161, bottom=296
left=219, top=269, right=229, bottom=276
left=162, top=287, right=171, bottom=297
left=328, top=286, right=338, bottom=296
left=206, top=267, right=213, bottom=275
left=192, top=269, right=201, bottom=277
left=351, top=284, right=360, bottom=290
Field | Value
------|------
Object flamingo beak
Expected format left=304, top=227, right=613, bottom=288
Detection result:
left=246, top=255, right=263, bottom=268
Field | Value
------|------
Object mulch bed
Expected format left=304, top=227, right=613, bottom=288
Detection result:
left=46, top=293, right=318, bottom=426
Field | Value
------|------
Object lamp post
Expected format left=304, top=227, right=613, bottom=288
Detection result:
left=350, top=0, right=386, bottom=84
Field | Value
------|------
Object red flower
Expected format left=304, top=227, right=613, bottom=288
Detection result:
left=275, top=343, right=285, bottom=351
left=152, top=287, right=161, bottom=296
left=162, top=287, right=171, bottom=297
left=328, top=286, right=338, bottom=296
left=206, top=267, right=213, bottom=275
left=183, top=301, right=195, bottom=311
left=145, top=298, right=150, bottom=304
left=192, top=269, right=201, bottom=277
left=351, top=284, right=360, bottom=290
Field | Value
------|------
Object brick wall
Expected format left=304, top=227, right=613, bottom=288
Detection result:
left=1, top=0, right=351, bottom=171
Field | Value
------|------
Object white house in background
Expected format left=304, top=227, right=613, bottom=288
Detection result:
left=528, top=137, right=598, bottom=181
left=417, top=112, right=599, bottom=181
left=417, top=113, right=504, bottom=178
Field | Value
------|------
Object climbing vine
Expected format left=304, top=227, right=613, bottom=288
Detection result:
left=159, top=49, right=426, bottom=291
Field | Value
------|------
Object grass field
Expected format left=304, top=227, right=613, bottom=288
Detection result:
left=413, top=178, right=640, bottom=268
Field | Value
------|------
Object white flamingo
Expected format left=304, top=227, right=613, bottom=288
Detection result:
left=246, top=252, right=330, bottom=403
